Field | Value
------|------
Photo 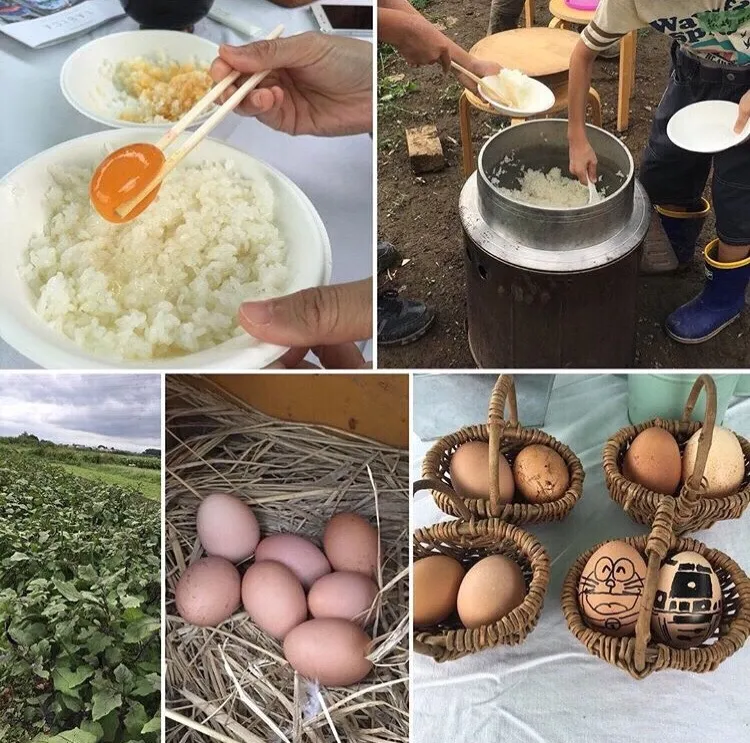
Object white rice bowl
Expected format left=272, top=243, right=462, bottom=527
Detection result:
left=0, top=130, right=331, bottom=369
left=60, top=30, right=219, bottom=130
left=22, top=162, right=286, bottom=361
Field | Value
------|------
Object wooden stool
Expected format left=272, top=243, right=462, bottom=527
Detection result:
left=459, top=28, right=602, bottom=178
left=545, top=0, right=638, bottom=132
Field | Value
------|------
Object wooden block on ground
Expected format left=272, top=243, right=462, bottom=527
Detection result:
left=405, top=125, right=445, bottom=174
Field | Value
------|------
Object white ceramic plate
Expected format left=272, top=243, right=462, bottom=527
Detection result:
left=667, top=100, right=750, bottom=153
left=0, top=129, right=332, bottom=370
left=60, top=30, right=219, bottom=130
left=478, top=73, right=555, bottom=117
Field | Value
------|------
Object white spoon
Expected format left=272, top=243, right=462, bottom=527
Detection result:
left=587, top=177, right=601, bottom=205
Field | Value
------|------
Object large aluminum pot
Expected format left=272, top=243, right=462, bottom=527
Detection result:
left=462, top=119, right=650, bottom=273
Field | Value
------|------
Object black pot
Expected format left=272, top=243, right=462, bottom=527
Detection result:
left=120, top=0, right=214, bottom=32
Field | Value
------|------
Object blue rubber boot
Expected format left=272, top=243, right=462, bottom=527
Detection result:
left=666, top=239, right=750, bottom=344
left=656, top=198, right=711, bottom=264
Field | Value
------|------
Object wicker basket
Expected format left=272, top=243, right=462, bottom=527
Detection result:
left=561, top=495, right=750, bottom=679
left=412, top=478, right=550, bottom=662
left=603, top=374, right=750, bottom=534
left=422, top=375, right=585, bottom=523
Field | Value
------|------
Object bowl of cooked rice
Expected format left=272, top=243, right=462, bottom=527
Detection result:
left=0, top=129, right=332, bottom=369
left=60, top=30, right=219, bottom=128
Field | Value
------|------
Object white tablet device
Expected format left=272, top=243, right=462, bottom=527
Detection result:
left=311, top=3, right=373, bottom=37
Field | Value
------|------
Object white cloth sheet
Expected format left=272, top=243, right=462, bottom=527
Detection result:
left=412, top=373, right=750, bottom=743
left=0, top=0, right=373, bottom=367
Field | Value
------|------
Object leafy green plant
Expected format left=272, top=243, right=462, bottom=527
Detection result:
left=0, top=453, right=160, bottom=742
left=378, top=73, right=420, bottom=118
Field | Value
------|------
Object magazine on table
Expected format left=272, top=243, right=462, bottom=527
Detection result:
left=0, top=0, right=123, bottom=48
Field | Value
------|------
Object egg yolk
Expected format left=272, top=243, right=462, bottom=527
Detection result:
left=89, top=143, right=165, bottom=223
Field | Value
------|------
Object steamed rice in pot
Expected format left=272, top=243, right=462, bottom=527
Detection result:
left=494, top=167, right=601, bottom=208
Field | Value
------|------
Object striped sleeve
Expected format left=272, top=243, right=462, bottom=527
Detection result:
left=580, top=0, right=644, bottom=52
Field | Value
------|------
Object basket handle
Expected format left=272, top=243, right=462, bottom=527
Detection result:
left=676, top=375, right=717, bottom=520
left=488, top=375, right=519, bottom=426
left=413, top=478, right=473, bottom=522
left=488, top=375, right=518, bottom=514
left=414, top=637, right=443, bottom=660
left=633, top=497, right=677, bottom=673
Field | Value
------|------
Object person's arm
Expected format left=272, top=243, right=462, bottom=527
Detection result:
left=568, top=0, right=643, bottom=184
left=567, top=40, right=599, bottom=185
left=378, top=7, right=499, bottom=84
left=378, top=0, right=421, bottom=16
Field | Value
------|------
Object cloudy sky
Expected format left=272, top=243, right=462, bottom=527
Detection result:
left=0, top=374, right=161, bottom=452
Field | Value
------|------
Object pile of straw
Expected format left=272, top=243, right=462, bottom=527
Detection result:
left=165, top=376, right=409, bottom=743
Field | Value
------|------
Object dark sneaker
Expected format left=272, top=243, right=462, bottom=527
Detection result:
left=377, top=241, right=401, bottom=274
left=377, top=291, right=435, bottom=346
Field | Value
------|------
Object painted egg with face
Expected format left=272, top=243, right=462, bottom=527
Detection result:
left=651, top=551, right=722, bottom=649
left=577, top=541, right=647, bottom=637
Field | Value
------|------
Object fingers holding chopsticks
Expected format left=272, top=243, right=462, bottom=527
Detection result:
left=208, top=32, right=373, bottom=137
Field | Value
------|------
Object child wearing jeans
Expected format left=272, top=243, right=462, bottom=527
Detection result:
left=568, top=1, right=750, bottom=345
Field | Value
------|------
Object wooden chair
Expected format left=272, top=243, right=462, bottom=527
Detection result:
left=523, top=0, right=638, bottom=131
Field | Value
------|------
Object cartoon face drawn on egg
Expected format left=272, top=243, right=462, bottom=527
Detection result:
left=651, top=551, right=722, bottom=649
left=578, top=547, right=646, bottom=636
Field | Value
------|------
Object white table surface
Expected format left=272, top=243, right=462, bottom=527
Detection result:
left=412, top=374, right=750, bottom=743
left=0, top=0, right=373, bottom=368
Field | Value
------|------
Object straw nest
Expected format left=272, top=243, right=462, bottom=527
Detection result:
left=165, top=377, right=409, bottom=743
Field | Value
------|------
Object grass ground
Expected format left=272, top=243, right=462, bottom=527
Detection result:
left=0, top=441, right=160, bottom=500
left=57, top=462, right=161, bottom=500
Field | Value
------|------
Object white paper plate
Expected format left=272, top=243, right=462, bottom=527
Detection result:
left=667, top=100, right=750, bottom=153
left=0, top=129, right=332, bottom=370
left=478, top=74, right=555, bottom=117
left=60, top=30, right=219, bottom=130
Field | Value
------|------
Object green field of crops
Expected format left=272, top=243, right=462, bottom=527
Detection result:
left=0, top=450, right=161, bottom=742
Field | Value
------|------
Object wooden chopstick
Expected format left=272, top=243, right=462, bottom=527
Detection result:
left=115, top=24, right=285, bottom=218
left=156, top=69, right=240, bottom=151
left=156, top=23, right=284, bottom=150
left=450, top=60, right=516, bottom=108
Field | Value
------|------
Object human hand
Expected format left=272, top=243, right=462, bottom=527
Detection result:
left=238, top=279, right=372, bottom=369
left=471, top=58, right=502, bottom=79
left=452, top=56, right=502, bottom=94
left=569, top=135, right=598, bottom=185
left=391, top=12, right=452, bottom=73
left=734, top=89, right=750, bottom=134
left=210, top=32, right=372, bottom=136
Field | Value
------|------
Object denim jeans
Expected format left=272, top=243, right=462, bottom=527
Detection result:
left=488, top=0, right=525, bottom=34
left=640, top=42, right=750, bottom=246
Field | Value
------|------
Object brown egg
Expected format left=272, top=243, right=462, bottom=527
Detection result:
left=651, top=551, right=722, bottom=648
left=577, top=541, right=647, bottom=637
left=622, top=428, right=681, bottom=495
left=242, top=561, right=308, bottom=640
left=174, top=556, right=241, bottom=627
left=513, top=445, right=569, bottom=504
left=413, top=555, right=465, bottom=628
left=255, top=534, right=331, bottom=590
left=682, top=426, right=745, bottom=498
left=196, top=492, right=260, bottom=563
left=308, top=572, right=379, bottom=625
left=448, top=441, right=515, bottom=502
left=283, top=618, right=372, bottom=686
left=323, top=513, right=379, bottom=578
left=456, top=554, right=526, bottom=629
